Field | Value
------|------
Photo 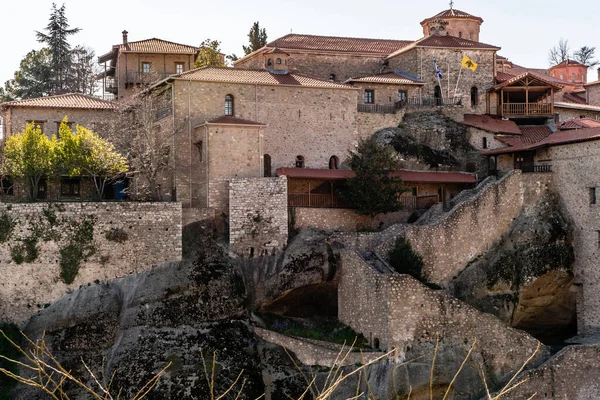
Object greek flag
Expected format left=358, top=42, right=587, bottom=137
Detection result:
left=434, top=58, right=443, bottom=79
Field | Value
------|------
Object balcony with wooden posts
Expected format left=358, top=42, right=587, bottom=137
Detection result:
left=493, top=72, right=563, bottom=118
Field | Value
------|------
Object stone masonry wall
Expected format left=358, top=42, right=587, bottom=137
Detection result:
left=339, top=250, right=546, bottom=385
left=587, top=83, right=600, bottom=106
left=357, top=109, right=405, bottom=138
left=229, top=177, right=288, bottom=256
left=555, top=106, right=600, bottom=122
left=293, top=208, right=410, bottom=232
left=377, top=171, right=552, bottom=285
left=0, top=202, right=182, bottom=324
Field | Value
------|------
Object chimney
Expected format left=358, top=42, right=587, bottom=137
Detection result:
left=122, top=30, right=128, bottom=45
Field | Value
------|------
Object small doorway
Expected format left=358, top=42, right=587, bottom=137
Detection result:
left=434, top=85, right=443, bottom=106
left=36, top=179, right=47, bottom=200
left=514, top=151, right=534, bottom=171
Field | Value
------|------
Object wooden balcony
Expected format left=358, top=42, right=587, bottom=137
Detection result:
left=501, top=103, right=554, bottom=117
left=288, top=193, right=439, bottom=211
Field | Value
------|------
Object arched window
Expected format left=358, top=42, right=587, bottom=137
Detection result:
left=264, top=154, right=272, bottom=177
left=482, top=137, right=488, bottom=149
left=295, top=155, right=305, bottom=168
left=329, top=156, right=339, bottom=169
left=225, top=94, right=234, bottom=116
left=434, top=85, right=442, bottom=105
left=267, top=58, right=272, bottom=66
left=471, top=86, right=479, bottom=107
left=276, top=58, right=282, bottom=64
left=459, top=31, right=463, bottom=38
left=329, top=74, right=336, bottom=82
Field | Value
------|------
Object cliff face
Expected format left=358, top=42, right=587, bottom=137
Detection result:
left=450, top=193, right=576, bottom=343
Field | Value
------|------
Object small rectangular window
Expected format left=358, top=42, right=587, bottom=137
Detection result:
left=27, top=120, right=45, bottom=133
left=142, top=62, right=151, bottom=73
left=195, top=141, right=203, bottom=162
left=597, top=231, right=600, bottom=248
left=590, top=187, right=597, bottom=205
left=61, top=177, right=81, bottom=197
left=175, top=62, right=184, bottom=74
left=398, top=90, right=407, bottom=102
left=483, top=137, right=488, bottom=149
left=411, top=187, right=418, bottom=196
left=364, top=90, right=374, bottom=104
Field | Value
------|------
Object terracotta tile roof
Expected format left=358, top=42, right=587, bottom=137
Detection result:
left=519, top=126, right=553, bottom=143
left=549, top=59, right=586, bottom=69
left=421, top=8, right=484, bottom=25
left=197, top=116, right=266, bottom=127
left=559, top=118, right=600, bottom=130
left=265, top=33, right=412, bottom=55
left=492, top=72, right=563, bottom=91
left=388, top=35, right=500, bottom=59
left=345, top=71, right=424, bottom=85
left=555, top=102, right=600, bottom=112
left=276, top=167, right=476, bottom=184
left=119, top=38, right=199, bottom=54
left=482, top=127, right=600, bottom=156
left=561, top=91, right=587, bottom=104
left=462, top=114, right=522, bottom=135
left=0, top=93, right=118, bottom=110
left=584, top=80, right=600, bottom=87
left=264, top=48, right=290, bottom=55
left=170, top=66, right=356, bottom=90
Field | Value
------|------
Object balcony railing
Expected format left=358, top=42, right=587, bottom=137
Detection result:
left=521, top=164, right=552, bottom=173
left=357, top=97, right=462, bottom=114
left=502, top=103, right=553, bottom=116
left=288, top=193, right=439, bottom=210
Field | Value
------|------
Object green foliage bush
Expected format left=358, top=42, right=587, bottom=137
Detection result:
left=389, top=237, right=424, bottom=281
left=105, top=227, right=128, bottom=243
left=0, top=213, right=16, bottom=243
left=59, top=244, right=83, bottom=284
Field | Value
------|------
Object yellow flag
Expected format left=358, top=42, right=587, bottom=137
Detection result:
left=462, top=55, right=478, bottom=72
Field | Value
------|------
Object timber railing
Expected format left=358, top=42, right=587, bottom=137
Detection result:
left=521, top=164, right=552, bottom=173
left=357, top=96, right=462, bottom=114
left=502, top=103, right=553, bottom=116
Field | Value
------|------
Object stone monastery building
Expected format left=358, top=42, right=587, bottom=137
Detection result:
left=3, top=4, right=600, bottom=348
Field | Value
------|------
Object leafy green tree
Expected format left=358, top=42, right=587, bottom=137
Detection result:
left=389, top=237, right=424, bottom=280
left=243, top=22, right=268, bottom=55
left=55, top=119, right=128, bottom=199
left=35, top=2, right=81, bottom=94
left=342, top=137, right=407, bottom=218
left=2, top=123, right=57, bottom=201
left=194, top=39, right=225, bottom=68
left=2, top=49, right=53, bottom=100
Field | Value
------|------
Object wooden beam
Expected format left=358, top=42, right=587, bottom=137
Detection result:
left=502, top=86, right=554, bottom=92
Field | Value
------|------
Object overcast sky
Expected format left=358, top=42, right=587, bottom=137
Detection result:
left=1, top=0, right=599, bottom=86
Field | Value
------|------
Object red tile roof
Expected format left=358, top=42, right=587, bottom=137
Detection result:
left=492, top=72, right=563, bottom=91
left=559, top=118, right=600, bottom=130
left=421, top=8, right=484, bottom=25
left=549, top=59, right=586, bottom=69
left=99, top=38, right=200, bottom=63
left=170, top=66, right=355, bottom=90
left=482, top=127, right=600, bottom=156
left=462, top=114, right=522, bottom=135
left=0, top=93, right=118, bottom=110
left=346, top=71, right=424, bottom=85
left=276, top=167, right=476, bottom=184
left=555, top=102, right=600, bottom=112
left=561, top=91, right=587, bottom=104
left=584, top=80, right=600, bottom=87
left=388, top=35, right=500, bottom=59
left=197, top=116, right=266, bottom=127
left=519, top=126, right=553, bottom=143
left=264, top=33, right=412, bottom=55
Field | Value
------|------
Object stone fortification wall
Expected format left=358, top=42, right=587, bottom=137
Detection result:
left=0, top=202, right=182, bottom=324
left=375, top=171, right=552, bottom=285
left=555, top=106, right=600, bottom=122
left=356, top=110, right=405, bottom=138
left=587, top=83, right=600, bottom=106
left=500, top=345, right=600, bottom=399
left=539, top=141, right=600, bottom=333
left=339, top=250, right=546, bottom=387
left=293, top=208, right=410, bottom=232
left=229, top=177, right=288, bottom=256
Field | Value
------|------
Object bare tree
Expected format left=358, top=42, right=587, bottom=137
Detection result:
left=70, top=46, right=99, bottom=95
left=106, top=83, right=178, bottom=201
left=548, top=38, right=570, bottom=66
left=573, top=46, right=599, bottom=67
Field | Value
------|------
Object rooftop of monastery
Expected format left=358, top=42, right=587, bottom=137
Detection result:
left=560, top=118, right=600, bottom=130
left=420, top=8, right=484, bottom=25
left=492, top=71, right=564, bottom=91
left=461, top=114, right=522, bottom=135
left=263, top=33, right=412, bottom=55
left=165, top=66, right=356, bottom=89
left=276, top=167, right=477, bottom=184
left=99, top=37, right=200, bottom=63
left=549, top=59, right=588, bottom=69
left=0, top=93, right=118, bottom=110
left=387, top=35, right=500, bottom=59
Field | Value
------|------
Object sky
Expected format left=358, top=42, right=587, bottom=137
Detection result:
left=1, top=0, right=599, bottom=86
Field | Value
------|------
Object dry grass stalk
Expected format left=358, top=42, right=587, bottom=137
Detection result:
left=0, top=329, right=171, bottom=399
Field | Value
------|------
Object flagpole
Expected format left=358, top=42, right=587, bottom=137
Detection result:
left=447, top=62, right=450, bottom=99
left=434, top=58, right=443, bottom=105
left=455, top=57, right=463, bottom=99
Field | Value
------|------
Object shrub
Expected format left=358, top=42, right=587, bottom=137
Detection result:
left=0, top=213, right=15, bottom=243
left=59, top=244, right=82, bottom=284
left=389, top=237, right=424, bottom=280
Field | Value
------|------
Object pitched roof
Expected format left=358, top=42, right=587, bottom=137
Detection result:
left=461, top=114, right=522, bottom=135
left=276, top=167, right=476, bottom=184
left=168, top=66, right=356, bottom=90
left=549, top=59, right=587, bottom=69
left=421, top=8, right=484, bottom=25
left=561, top=91, right=587, bottom=104
left=98, top=38, right=201, bottom=64
left=0, top=93, right=118, bottom=110
left=492, top=71, right=563, bottom=91
left=482, top=127, right=600, bottom=156
left=345, top=71, right=424, bottom=85
left=559, top=118, right=600, bottom=130
left=555, top=102, right=600, bottom=112
left=519, top=125, right=553, bottom=143
left=387, top=35, right=500, bottom=59
left=196, top=116, right=266, bottom=127
left=584, top=80, right=600, bottom=87
left=264, top=33, right=412, bottom=55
